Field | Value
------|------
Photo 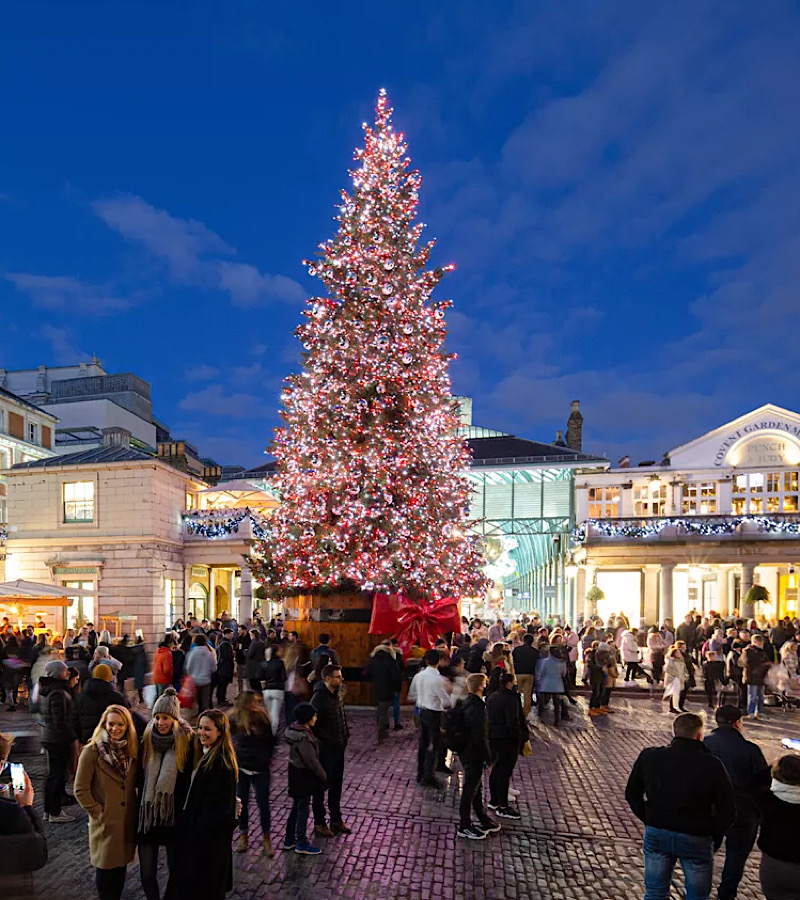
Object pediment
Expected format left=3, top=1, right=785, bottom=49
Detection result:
left=669, top=404, right=800, bottom=470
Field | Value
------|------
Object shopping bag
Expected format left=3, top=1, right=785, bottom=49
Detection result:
left=143, top=684, right=158, bottom=709
left=178, top=676, right=196, bottom=709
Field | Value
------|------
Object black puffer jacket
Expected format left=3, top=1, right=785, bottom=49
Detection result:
left=71, top=678, right=127, bottom=743
left=38, top=677, right=77, bottom=745
left=486, top=686, right=529, bottom=746
left=230, top=714, right=274, bottom=772
left=311, top=680, right=350, bottom=750
left=460, top=693, right=491, bottom=766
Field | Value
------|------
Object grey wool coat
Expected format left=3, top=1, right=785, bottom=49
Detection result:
left=74, top=742, right=138, bottom=869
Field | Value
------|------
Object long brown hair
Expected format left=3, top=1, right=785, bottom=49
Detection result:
left=89, top=705, right=139, bottom=758
left=141, top=715, right=191, bottom=770
left=196, top=709, right=238, bottom=778
left=229, top=691, right=271, bottom=735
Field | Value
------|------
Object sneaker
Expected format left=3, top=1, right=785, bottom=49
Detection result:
left=456, top=825, right=487, bottom=840
left=282, top=841, right=295, bottom=851
left=486, top=802, right=498, bottom=811
left=495, top=806, right=521, bottom=820
left=477, top=819, right=501, bottom=834
left=294, top=841, right=322, bottom=855
left=47, top=812, right=76, bottom=823
left=331, top=821, right=352, bottom=835
left=314, top=824, right=335, bottom=837
left=393, top=723, right=403, bottom=731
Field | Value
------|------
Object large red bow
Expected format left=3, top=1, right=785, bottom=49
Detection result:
left=369, top=592, right=461, bottom=655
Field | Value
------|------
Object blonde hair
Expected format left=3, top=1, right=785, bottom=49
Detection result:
left=229, top=691, right=271, bottom=736
left=89, top=705, right=139, bottom=758
left=141, top=715, right=190, bottom=771
left=196, top=709, right=238, bottom=779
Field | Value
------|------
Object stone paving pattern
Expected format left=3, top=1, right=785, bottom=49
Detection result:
left=2, top=692, right=798, bottom=900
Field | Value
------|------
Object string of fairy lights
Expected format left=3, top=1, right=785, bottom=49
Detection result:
left=574, top=514, right=800, bottom=543
left=183, top=508, right=269, bottom=539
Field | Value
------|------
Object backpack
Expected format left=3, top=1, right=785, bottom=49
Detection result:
left=443, top=700, right=468, bottom=753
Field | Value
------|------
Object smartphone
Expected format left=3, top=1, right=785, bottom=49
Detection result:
left=10, top=763, right=25, bottom=794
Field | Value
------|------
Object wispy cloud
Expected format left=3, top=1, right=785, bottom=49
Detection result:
left=92, top=194, right=305, bottom=308
left=39, top=324, right=87, bottom=364
left=178, top=384, right=267, bottom=419
left=184, top=364, right=220, bottom=381
left=5, top=273, right=131, bottom=314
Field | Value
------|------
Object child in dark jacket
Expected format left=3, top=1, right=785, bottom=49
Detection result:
left=283, top=703, right=327, bottom=855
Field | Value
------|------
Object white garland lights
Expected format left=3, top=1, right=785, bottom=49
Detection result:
left=183, top=508, right=269, bottom=539
left=574, top=515, right=800, bottom=543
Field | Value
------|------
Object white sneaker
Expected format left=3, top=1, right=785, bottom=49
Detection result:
left=48, top=812, right=76, bottom=823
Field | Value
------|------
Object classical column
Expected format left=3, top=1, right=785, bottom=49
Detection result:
left=239, top=563, right=253, bottom=625
left=643, top=565, right=660, bottom=626
left=576, top=566, right=587, bottom=621
left=716, top=567, right=730, bottom=617
left=660, top=563, right=675, bottom=623
left=741, top=562, right=756, bottom=618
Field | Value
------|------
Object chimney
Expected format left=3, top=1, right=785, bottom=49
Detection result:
left=566, top=399, right=583, bottom=451
left=102, top=427, right=131, bottom=448
left=618, top=455, right=631, bottom=469
left=554, top=430, right=566, bottom=446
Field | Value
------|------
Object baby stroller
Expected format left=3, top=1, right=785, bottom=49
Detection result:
left=766, top=664, right=800, bottom=710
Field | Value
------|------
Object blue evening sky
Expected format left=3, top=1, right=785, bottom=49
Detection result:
left=1, top=1, right=799, bottom=467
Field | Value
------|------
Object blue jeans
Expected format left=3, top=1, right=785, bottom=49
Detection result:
left=643, top=826, right=714, bottom=900
left=747, top=685, right=765, bottom=715
left=237, top=769, right=271, bottom=835
left=284, top=796, right=310, bottom=846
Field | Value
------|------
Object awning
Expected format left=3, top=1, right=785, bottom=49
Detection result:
left=0, top=579, right=96, bottom=607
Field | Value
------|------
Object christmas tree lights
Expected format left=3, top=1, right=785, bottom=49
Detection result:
left=252, top=90, right=487, bottom=601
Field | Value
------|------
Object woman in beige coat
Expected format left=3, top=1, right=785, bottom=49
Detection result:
left=74, top=704, right=139, bottom=900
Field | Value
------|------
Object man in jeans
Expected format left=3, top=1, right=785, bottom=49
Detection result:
left=412, top=649, right=453, bottom=788
left=456, top=673, right=501, bottom=840
left=738, top=634, right=770, bottom=719
left=311, top=665, right=351, bottom=837
left=704, top=705, right=770, bottom=900
left=626, top=713, right=736, bottom=900
left=511, top=634, right=538, bottom=716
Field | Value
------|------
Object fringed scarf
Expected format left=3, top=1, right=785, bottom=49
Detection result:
left=138, top=729, right=180, bottom=834
left=96, top=730, right=130, bottom=781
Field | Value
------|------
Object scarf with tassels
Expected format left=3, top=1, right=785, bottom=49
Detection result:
left=139, top=728, right=180, bottom=834
left=97, top=730, right=130, bottom=781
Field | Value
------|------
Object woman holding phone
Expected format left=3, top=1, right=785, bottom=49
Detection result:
left=74, top=705, right=139, bottom=900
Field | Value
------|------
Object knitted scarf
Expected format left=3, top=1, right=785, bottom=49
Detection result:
left=771, top=778, right=800, bottom=805
left=139, top=729, right=179, bottom=834
left=96, top=730, right=130, bottom=781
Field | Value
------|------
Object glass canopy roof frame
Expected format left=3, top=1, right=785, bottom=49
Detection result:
left=466, top=466, right=578, bottom=619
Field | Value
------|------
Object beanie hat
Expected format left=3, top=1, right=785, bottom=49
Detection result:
left=44, top=660, right=68, bottom=678
left=152, top=686, right=181, bottom=720
left=92, top=663, right=113, bottom=682
left=294, top=702, right=316, bottom=725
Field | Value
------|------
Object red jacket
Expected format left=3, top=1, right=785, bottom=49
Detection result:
left=153, top=646, right=174, bottom=684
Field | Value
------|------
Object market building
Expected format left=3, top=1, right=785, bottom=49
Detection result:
left=0, top=428, right=279, bottom=642
left=571, top=404, right=800, bottom=627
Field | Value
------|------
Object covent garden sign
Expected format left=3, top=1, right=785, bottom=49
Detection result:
left=714, top=417, right=800, bottom=468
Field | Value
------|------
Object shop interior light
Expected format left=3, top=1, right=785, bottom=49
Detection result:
left=689, top=567, right=703, bottom=581
left=564, top=563, right=579, bottom=578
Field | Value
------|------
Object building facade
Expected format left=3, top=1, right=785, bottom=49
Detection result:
left=572, top=404, right=800, bottom=627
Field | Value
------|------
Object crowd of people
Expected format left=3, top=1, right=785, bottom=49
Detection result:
left=0, top=606, right=798, bottom=900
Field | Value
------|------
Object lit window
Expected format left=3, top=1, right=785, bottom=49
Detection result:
left=784, top=495, right=798, bottom=512
left=734, top=475, right=747, bottom=493
left=749, top=474, right=764, bottom=492
left=767, top=473, right=781, bottom=493
left=786, top=472, right=799, bottom=493
left=767, top=496, right=781, bottom=513
left=63, top=481, right=95, bottom=523
left=186, top=492, right=195, bottom=510
left=588, top=485, right=619, bottom=518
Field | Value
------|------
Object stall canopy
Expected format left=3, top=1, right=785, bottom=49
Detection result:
left=0, top=580, right=96, bottom=607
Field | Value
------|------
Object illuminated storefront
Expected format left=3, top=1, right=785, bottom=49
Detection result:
left=572, top=404, right=800, bottom=625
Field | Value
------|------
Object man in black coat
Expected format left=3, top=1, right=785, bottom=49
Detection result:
left=365, top=641, right=400, bottom=742
left=626, top=713, right=736, bottom=900
left=234, top=625, right=251, bottom=694
left=70, top=664, right=127, bottom=743
left=485, top=672, right=529, bottom=820
left=38, top=660, right=78, bottom=823
left=216, top=628, right=235, bottom=706
left=704, top=705, right=770, bottom=900
left=311, top=665, right=351, bottom=837
left=457, top=673, right=500, bottom=840
left=511, top=634, right=539, bottom=716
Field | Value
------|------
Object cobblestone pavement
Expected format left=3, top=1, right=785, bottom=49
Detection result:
left=2, top=693, right=798, bottom=900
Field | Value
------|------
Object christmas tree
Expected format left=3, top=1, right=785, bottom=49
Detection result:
left=252, top=90, right=487, bottom=602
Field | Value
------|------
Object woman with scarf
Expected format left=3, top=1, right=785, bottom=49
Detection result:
left=74, top=704, right=139, bottom=900
left=137, top=688, right=192, bottom=900
left=757, top=754, right=800, bottom=900
left=165, top=708, right=238, bottom=900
